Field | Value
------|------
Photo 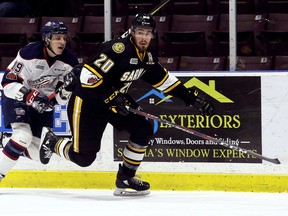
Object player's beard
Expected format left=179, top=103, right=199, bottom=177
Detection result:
left=138, top=41, right=149, bottom=52
left=138, top=45, right=148, bottom=52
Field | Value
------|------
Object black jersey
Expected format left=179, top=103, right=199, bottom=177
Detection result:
left=75, top=36, right=187, bottom=103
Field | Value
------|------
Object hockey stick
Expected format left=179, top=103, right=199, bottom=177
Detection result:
left=127, top=106, right=281, bottom=164
left=120, top=0, right=171, bottom=38
left=149, top=0, right=171, bottom=16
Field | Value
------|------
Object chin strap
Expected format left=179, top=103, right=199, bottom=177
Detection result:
left=47, top=44, right=57, bottom=56
left=45, top=38, right=58, bottom=56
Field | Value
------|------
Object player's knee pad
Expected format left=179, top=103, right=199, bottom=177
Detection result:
left=10, top=123, right=33, bottom=148
left=68, top=150, right=96, bottom=167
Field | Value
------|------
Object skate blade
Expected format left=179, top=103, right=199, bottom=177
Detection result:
left=113, top=188, right=150, bottom=196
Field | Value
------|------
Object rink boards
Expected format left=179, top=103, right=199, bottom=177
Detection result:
left=0, top=71, right=288, bottom=192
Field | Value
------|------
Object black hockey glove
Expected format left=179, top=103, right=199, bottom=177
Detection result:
left=184, top=88, right=214, bottom=116
left=104, top=91, right=139, bottom=115
left=63, top=72, right=76, bottom=90
left=63, top=65, right=82, bottom=91
left=31, top=97, right=57, bottom=113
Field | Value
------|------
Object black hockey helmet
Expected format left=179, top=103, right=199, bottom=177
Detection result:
left=41, top=21, right=68, bottom=41
left=131, top=13, right=156, bottom=37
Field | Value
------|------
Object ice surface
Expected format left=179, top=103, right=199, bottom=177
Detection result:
left=0, top=189, right=287, bottom=216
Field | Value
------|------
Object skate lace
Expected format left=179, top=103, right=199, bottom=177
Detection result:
left=131, top=175, right=144, bottom=186
left=44, top=150, right=53, bottom=158
left=43, top=144, right=52, bottom=158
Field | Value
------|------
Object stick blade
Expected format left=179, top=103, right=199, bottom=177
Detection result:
left=269, top=158, right=281, bottom=164
left=263, top=157, right=281, bottom=164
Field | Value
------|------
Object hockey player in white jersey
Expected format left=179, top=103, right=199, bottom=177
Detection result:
left=0, top=21, right=79, bottom=182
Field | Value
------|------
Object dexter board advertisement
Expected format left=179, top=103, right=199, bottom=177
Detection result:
left=113, top=76, right=262, bottom=163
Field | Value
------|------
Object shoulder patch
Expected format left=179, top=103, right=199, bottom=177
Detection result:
left=6, top=71, right=18, bottom=80
left=112, top=42, right=125, bottom=54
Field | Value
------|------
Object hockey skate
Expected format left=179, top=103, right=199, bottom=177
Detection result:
left=39, top=127, right=56, bottom=164
left=114, top=164, right=150, bottom=196
left=0, top=174, right=5, bottom=181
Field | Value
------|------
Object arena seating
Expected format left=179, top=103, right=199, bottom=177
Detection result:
left=273, top=56, right=288, bottom=70
left=0, top=17, right=40, bottom=42
left=158, top=56, right=179, bottom=71
left=0, top=56, right=14, bottom=71
left=210, top=13, right=266, bottom=56
left=178, top=56, right=226, bottom=71
left=256, top=0, right=288, bottom=13
left=162, top=14, right=218, bottom=57
left=226, top=56, right=273, bottom=70
left=1, top=1, right=288, bottom=71
left=259, top=13, right=288, bottom=56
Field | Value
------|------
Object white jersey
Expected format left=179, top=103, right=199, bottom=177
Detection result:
left=1, top=41, right=79, bottom=100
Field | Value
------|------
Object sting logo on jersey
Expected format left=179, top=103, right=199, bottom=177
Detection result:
left=27, top=75, right=56, bottom=89
left=6, top=72, right=18, bottom=80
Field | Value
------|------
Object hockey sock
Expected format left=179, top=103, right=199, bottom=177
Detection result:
left=54, top=139, right=72, bottom=160
left=0, top=139, right=26, bottom=175
left=122, top=141, right=147, bottom=177
left=23, top=137, right=41, bottom=160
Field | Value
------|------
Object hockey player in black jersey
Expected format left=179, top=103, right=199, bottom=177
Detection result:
left=39, top=13, right=214, bottom=196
